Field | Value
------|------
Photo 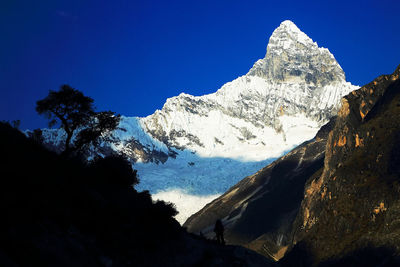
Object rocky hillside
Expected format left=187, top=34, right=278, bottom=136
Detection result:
left=184, top=65, right=400, bottom=265
left=282, top=65, right=400, bottom=266
left=183, top=118, right=335, bottom=261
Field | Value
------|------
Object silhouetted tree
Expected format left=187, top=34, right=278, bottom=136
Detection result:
left=90, top=155, right=139, bottom=187
left=74, top=110, right=120, bottom=152
left=0, top=122, right=181, bottom=266
left=36, top=84, right=120, bottom=155
left=11, top=120, right=21, bottom=129
left=1, top=119, right=21, bottom=129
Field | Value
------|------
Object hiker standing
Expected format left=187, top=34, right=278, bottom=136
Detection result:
left=214, top=219, right=225, bottom=245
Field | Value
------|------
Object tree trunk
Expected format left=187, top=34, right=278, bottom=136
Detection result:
left=64, top=130, right=73, bottom=156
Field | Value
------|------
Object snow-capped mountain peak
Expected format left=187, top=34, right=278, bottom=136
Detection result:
left=139, top=21, right=357, bottom=161
left=37, top=20, right=359, bottom=223
left=270, top=20, right=315, bottom=48
left=249, top=20, right=345, bottom=87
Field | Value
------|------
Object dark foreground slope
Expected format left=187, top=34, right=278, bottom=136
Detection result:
left=184, top=117, right=336, bottom=261
left=0, top=122, right=272, bottom=266
left=281, top=65, right=400, bottom=266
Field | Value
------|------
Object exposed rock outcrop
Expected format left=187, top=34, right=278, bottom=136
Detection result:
left=184, top=65, right=400, bottom=265
left=283, top=64, right=400, bottom=266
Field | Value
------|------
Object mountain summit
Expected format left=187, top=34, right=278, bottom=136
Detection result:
left=140, top=20, right=356, bottom=161
left=249, top=20, right=345, bottom=86
left=36, top=21, right=358, bottom=223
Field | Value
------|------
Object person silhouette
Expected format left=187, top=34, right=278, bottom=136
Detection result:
left=214, top=219, right=225, bottom=245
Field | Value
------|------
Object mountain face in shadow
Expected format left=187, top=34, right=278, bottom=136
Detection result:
left=183, top=117, right=336, bottom=261
left=282, top=65, right=400, bottom=266
left=184, top=65, right=400, bottom=265
left=0, top=122, right=273, bottom=266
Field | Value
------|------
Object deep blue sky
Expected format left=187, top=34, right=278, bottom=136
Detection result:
left=1, top=0, right=399, bottom=129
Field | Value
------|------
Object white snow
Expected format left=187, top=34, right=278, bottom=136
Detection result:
left=272, top=20, right=316, bottom=48
left=113, top=116, right=168, bottom=152
left=152, top=189, right=220, bottom=224
left=134, top=150, right=274, bottom=224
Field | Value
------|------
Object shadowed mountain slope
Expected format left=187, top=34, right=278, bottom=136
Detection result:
left=183, top=118, right=336, bottom=261
left=185, top=65, right=400, bottom=266
left=281, top=64, right=400, bottom=266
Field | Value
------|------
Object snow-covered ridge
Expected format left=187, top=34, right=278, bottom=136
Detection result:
left=139, top=20, right=358, bottom=162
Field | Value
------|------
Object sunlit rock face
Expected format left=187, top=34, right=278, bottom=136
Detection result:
left=184, top=66, right=400, bottom=265
left=37, top=20, right=357, bottom=224
left=282, top=65, right=400, bottom=266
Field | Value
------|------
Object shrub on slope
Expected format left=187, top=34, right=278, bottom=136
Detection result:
left=0, top=122, right=180, bottom=266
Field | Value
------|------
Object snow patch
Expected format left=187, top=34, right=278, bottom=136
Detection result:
left=153, top=189, right=220, bottom=224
